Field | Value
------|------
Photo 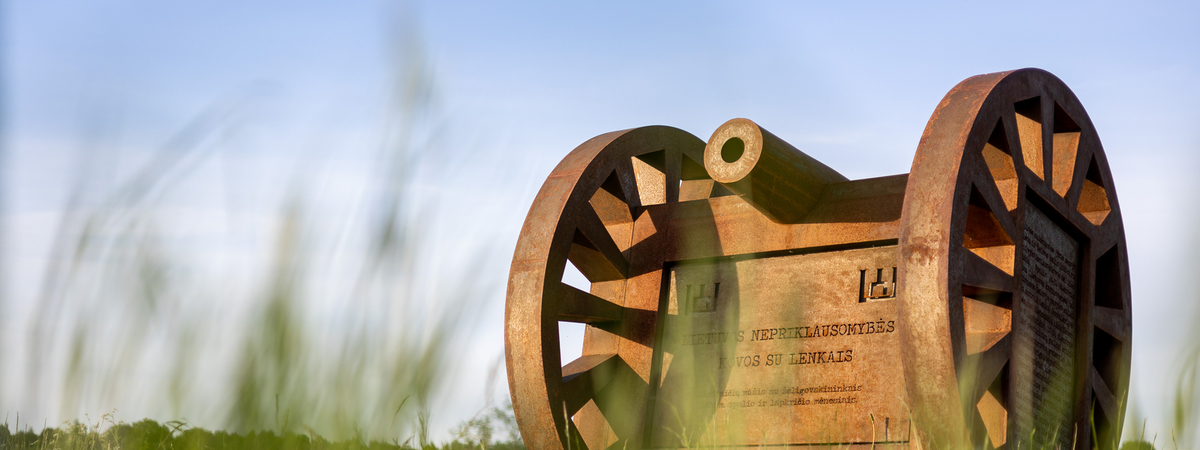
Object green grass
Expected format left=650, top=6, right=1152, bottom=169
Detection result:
left=0, top=403, right=525, bottom=450
left=0, top=418, right=526, bottom=450
left=12, top=15, right=493, bottom=445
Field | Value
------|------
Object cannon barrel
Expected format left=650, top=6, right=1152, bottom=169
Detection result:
left=704, top=118, right=848, bottom=223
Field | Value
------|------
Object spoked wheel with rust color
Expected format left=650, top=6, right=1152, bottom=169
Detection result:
left=898, top=69, right=1131, bottom=450
left=505, top=126, right=715, bottom=450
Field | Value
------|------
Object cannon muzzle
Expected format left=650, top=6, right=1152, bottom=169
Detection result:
left=704, top=118, right=848, bottom=223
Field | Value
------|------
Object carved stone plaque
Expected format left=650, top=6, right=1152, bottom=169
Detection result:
left=650, top=246, right=907, bottom=446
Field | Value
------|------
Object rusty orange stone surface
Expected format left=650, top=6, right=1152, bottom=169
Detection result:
left=504, top=69, right=1131, bottom=450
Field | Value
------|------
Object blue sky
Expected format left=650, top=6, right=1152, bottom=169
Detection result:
left=4, top=0, right=1199, bottom=442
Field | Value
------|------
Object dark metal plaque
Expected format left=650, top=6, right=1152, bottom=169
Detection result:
left=1013, top=205, right=1080, bottom=447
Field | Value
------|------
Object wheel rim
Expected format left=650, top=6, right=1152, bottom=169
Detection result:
left=505, top=126, right=709, bottom=450
left=898, top=69, right=1131, bottom=449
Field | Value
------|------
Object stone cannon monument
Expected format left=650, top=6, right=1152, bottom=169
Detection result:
left=505, top=69, right=1131, bottom=449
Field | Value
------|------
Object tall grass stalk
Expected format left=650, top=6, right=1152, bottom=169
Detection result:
left=1166, top=310, right=1200, bottom=449
left=16, top=14, right=495, bottom=445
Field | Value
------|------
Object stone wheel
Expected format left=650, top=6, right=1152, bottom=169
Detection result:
left=898, top=69, right=1131, bottom=449
left=505, top=126, right=708, bottom=450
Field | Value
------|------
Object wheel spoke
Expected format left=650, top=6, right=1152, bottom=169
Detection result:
left=571, top=400, right=612, bottom=450
left=1050, top=102, right=1083, bottom=198
left=593, top=171, right=634, bottom=223
left=1064, top=132, right=1097, bottom=207
left=999, top=111, right=1028, bottom=176
left=1093, top=214, right=1123, bottom=256
left=962, top=178, right=1017, bottom=276
left=963, top=289, right=1012, bottom=355
left=613, top=156, right=643, bottom=211
left=569, top=205, right=630, bottom=281
left=1093, top=243, right=1126, bottom=311
left=963, top=334, right=1010, bottom=404
left=1075, top=154, right=1113, bottom=226
left=630, top=151, right=667, bottom=206
left=1093, top=306, right=1130, bottom=341
left=968, top=160, right=1019, bottom=237
left=977, top=118, right=1020, bottom=213
left=962, top=248, right=1016, bottom=292
left=557, top=283, right=623, bottom=323
left=976, top=391, right=1008, bottom=449
left=562, top=354, right=621, bottom=416
left=590, top=365, right=650, bottom=443
left=664, top=148, right=681, bottom=203
left=678, top=148, right=715, bottom=201
left=1014, top=96, right=1046, bottom=181
left=1090, top=365, right=1119, bottom=425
